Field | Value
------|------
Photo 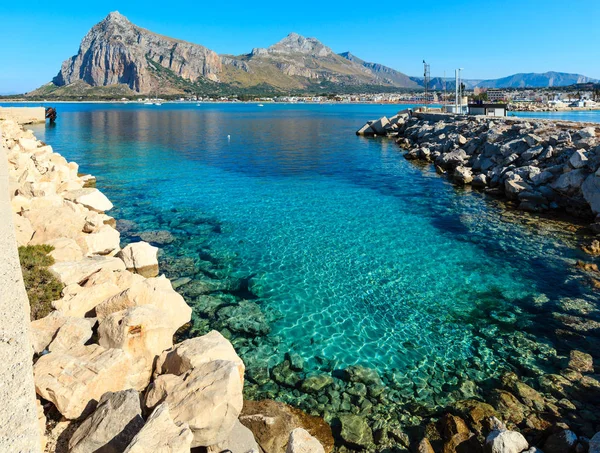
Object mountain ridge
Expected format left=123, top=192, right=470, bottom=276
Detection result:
left=31, top=12, right=598, bottom=97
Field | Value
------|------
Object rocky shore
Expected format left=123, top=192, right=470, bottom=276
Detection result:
left=1, top=113, right=330, bottom=453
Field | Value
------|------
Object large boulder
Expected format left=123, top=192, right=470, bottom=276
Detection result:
left=118, top=242, right=159, bottom=277
left=65, top=188, right=113, bottom=212
left=542, top=429, right=578, bottom=453
left=68, top=389, right=144, bottom=453
left=551, top=169, right=587, bottom=195
left=145, top=360, right=244, bottom=447
left=123, top=403, right=193, bottom=453
left=286, top=428, right=325, bottom=453
left=454, top=166, right=473, bottom=185
left=207, top=420, right=260, bottom=453
left=370, top=117, right=390, bottom=135
left=30, top=311, right=68, bottom=354
left=48, top=317, right=95, bottom=353
left=26, top=203, right=87, bottom=245
left=82, top=224, right=121, bottom=256
left=34, top=344, right=133, bottom=419
left=569, top=150, right=588, bottom=169
left=240, top=400, right=334, bottom=453
left=53, top=270, right=143, bottom=318
left=582, top=173, right=600, bottom=214
left=155, top=330, right=244, bottom=380
left=485, top=429, right=528, bottom=453
left=49, top=256, right=126, bottom=286
left=99, top=305, right=178, bottom=389
left=95, top=276, right=191, bottom=329
left=47, top=237, right=84, bottom=262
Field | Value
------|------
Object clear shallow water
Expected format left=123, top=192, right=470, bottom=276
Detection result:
left=12, top=103, right=600, bottom=414
left=509, top=109, right=600, bottom=123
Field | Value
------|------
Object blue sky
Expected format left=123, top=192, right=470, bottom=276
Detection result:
left=1, top=0, right=599, bottom=93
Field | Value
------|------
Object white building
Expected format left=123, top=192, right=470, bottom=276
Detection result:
left=468, top=103, right=507, bottom=117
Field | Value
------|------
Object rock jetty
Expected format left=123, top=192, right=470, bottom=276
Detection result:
left=359, top=111, right=600, bottom=225
left=0, top=112, right=329, bottom=453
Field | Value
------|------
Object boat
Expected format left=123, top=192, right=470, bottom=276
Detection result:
left=144, top=101, right=153, bottom=105
left=258, top=104, right=264, bottom=107
left=154, top=102, right=162, bottom=106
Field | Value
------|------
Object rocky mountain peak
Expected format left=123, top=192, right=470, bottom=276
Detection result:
left=266, top=32, right=333, bottom=57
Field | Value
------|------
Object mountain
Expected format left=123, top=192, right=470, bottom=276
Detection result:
left=338, top=52, right=419, bottom=88
left=51, top=11, right=221, bottom=95
left=475, top=72, right=598, bottom=88
left=31, top=12, right=417, bottom=97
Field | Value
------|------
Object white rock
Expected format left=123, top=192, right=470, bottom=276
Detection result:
left=155, top=330, right=244, bottom=380
left=124, top=403, right=193, bottom=453
left=82, top=224, right=121, bottom=256
left=30, top=311, right=68, bottom=354
left=146, top=360, right=244, bottom=447
left=208, top=420, right=259, bottom=453
left=485, top=429, right=528, bottom=453
left=95, top=276, right=191, bottom=329
left=99, top=305, right=178, bottom=389
left=12, top=213, right=33, bottom=246
left=286, top=428, right=325, bottom=453
left=49, top=256, right=126, bottom=286
left=118, top=242, right=159, bottom=277
left=34, top=344, right=133, bottom=419
left=65, top=188, right=113, bottom=212
left=48, top=317, right=96, bottom=353
left=46, top=237, right=84, bottom=263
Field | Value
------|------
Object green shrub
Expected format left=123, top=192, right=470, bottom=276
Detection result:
left=18, top=245, right=63, bottom=321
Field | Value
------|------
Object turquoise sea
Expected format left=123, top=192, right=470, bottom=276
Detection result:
left=9, top=102, right=600, bottom=428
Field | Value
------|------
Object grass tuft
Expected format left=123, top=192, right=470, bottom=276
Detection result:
left=18, top=245, right=63, bottom=321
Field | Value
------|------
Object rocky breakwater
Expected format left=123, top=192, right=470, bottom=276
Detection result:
left=1, top=114, right=330, bottom=453
left=359, top=112, right=600, bottom=224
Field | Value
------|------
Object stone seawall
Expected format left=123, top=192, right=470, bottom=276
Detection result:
left=0, top=107, right=46, bottom=125
left=360, top=111, right=600, bottom=227
left=0, top=123, right=42, bottom=452
left=0, top=110, right=330, bottom=453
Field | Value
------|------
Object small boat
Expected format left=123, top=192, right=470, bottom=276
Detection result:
left=144, top=101, right=153, bottom=105
left=154, top=102, right=162, bottom=106
left=258, top=104, right=264, bottom=107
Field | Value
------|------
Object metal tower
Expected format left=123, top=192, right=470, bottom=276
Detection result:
left=423, top=60, right=430, bottom=107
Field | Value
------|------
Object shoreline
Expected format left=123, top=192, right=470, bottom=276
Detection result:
left=0, top=109, right=331, bottom=452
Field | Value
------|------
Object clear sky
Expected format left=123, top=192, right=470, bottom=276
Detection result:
left=1, top=0, right=599, bottom=93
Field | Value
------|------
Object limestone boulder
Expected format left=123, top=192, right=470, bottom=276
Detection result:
left=49, top=256, right=126, bottom=286
left=26, top=203, right=87, bottom=245
left=30, top=311, right=68, bottom=354
left=12, top=213, right=33, bottom=246
left=99, top=305, right=178, bottom=389
left=485, top=429, right=528, bottom=453
left=454, top=166, right=473, bottom=185
left=48, top=317, right=96, bottom=353
left=95, top=276, right=191, bottom=329
left=34, top=344, right=133, bottom=419
left=145, top=360, right=244, bottom=447
left=46, top=237, right=84, bottom=263
left=118, top=242, right=159, bottom=277
left=65, top=188, right=113, bottom=212
left=207, top=420, right=259, bottom=453
left=155, top=330, right=244, bottom=381
left=123, top=403, right=193, bottom=453
left=53, top=270, right=144, bottom=317
left=68, top=389, right=144, bottom=453
left=568, top=349, right=593, bottom=373
left=81, top=224, right=121, bottom=256
left=287, top=428, right=325, bottom=453
left=240, top=400, right=334, bottom=453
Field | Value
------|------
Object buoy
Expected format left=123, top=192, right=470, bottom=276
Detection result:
left=227, top=134, right=231, bottom=141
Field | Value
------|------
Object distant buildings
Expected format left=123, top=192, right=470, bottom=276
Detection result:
left=487, top=90, right=506, bottom=102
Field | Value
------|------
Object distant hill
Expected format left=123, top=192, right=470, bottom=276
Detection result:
left=475, top=71, right=598, bottom=88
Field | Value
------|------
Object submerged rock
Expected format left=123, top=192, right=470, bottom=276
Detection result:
left=338, top=414, right=373, bottom=448
left=216, top=301, right=270, bottom=336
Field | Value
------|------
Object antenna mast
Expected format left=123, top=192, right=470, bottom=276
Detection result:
left=423, top=60, right=430, bottom=109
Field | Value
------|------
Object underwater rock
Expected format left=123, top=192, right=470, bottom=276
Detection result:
left=568, top=350, right=594, bottom=373
left=271, top=360, right=302, bottom=388
left=300, top=374, right=334, bottom=394
left=138, top=230, right=176, bottom=245
left=216, top=301, right=270, bottom=336
left=338, top=414, right=373, bottom=449
left=340, top=365, right=383, bottom=386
